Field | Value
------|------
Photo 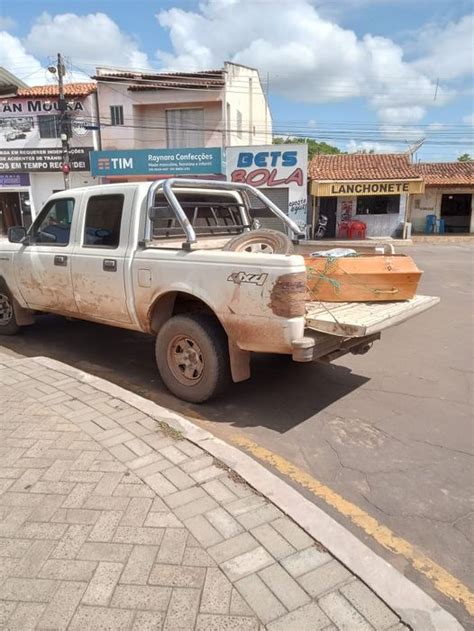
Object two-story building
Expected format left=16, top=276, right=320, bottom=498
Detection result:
left=90, top=63, right=272, bottom=182
left=0, top=82, right=100, bottom=233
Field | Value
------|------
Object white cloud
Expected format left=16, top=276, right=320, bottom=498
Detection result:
left=347, top=140, right=400, bottom=153
left=25, top=12, right=150, bottom=73
left=156, top=0, right=451, bottom=124
left=463, top=113, right=474, bottom=126
left=413, top=14, right=474, bottom=80
left=0, top=17, right=15, bottom=30
left=0, top=32, right=49, bottom=84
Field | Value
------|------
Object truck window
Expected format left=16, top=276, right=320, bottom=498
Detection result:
left=32, top=198, right=75, bottom=245
left=152, top=192, right=245, bottom=239
left=83, top=194, right=124, bottom=248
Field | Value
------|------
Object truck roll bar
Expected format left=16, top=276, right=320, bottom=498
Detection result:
left=146, top=178, right=305, bottom=247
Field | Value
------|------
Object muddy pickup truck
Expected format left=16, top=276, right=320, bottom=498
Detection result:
left=1, top=179, right=438, bottom=402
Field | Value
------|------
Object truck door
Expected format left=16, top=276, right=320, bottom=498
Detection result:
left=14, top=196, right=79, bottom=313
left=71, top=190, right=133, bottom=324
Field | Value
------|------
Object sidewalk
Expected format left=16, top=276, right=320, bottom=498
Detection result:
left=0, top=352, right=408, bottom=630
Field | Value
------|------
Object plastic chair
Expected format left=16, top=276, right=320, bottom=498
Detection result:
left=348, top=220, right=367, bottom=240
left=338, top=222, right=350, bottom=239
left=425, top=214, right=437, bottom=234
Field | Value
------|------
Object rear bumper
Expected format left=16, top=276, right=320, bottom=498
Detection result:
left=292, top=331, right=381, bottom=362
left=292, top=294, right=440, bottom=362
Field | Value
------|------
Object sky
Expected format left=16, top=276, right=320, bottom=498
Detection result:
left=1, top=0, right=473, bottom=161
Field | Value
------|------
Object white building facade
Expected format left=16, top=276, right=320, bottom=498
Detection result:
left=94, top=62, right=272, bottom=155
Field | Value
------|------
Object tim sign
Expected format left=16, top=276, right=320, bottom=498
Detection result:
left=226, top=144, right=308, bottom=230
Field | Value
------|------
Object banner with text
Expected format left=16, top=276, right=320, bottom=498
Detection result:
left=225, top=144, right=308, bottom=231
left=0, top=147, right=92, bottom=172
left=90, top=148, right=224, bottom=177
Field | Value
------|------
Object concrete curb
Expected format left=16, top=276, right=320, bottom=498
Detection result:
left=30, top=355, right=462, bottom=630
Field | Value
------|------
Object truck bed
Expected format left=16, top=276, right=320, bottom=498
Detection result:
left=305, top=295, right=440, bottom=337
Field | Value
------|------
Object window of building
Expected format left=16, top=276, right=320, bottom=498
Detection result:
left=356, top=195, right=400, bottom=215
left=166, top=108, right=204, bottom=148
left=38, top=115, right=60, bottom=139
left=236, top=109, right=243, bottom=139
left=32, top=198, right=75, bottom=245
left=110, top=105, right=124, bottom=126
left=83, top=195, right=124, bottom=248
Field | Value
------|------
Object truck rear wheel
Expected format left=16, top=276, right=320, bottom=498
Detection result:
left=155, top=313, right=230, bottom=403
left=0, top=289, right=20, bottom=335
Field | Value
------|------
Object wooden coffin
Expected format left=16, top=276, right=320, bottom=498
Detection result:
left=305, top=254, right=422, bottom=302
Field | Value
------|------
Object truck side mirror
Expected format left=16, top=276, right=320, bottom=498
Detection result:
left=7, top=226, right=27, bottom=243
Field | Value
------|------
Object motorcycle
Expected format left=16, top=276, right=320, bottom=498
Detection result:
left=313, top=214, right=328, bottom=239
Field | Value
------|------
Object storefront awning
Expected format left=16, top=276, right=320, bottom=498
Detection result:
left=312, top=179, right=425, bottom=197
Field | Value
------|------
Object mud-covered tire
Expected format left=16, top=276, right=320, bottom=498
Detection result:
left=0, top=288, right=19, bottom=335
left=155, top=313, right=230, bottom=403
left=223, top=229, right=294, bottom=255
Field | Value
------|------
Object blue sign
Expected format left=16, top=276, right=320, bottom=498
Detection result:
left=0, top=173, right=30, bottom=187
left=90, top=147, right=224, bottom=177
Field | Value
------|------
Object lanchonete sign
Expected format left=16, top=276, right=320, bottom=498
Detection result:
left=312, top=179, right=425, bottom=197
left=90, top=148, right=224, bottom=176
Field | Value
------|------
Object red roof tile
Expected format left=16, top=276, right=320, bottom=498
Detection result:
left=413, top=162, right=473, bottom=186
left=16, top=82, right=96, bottom=98
left=309, top=153, right=420, bottom=181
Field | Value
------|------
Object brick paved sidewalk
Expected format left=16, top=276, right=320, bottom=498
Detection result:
left=0, top=354, right=405, bottom=630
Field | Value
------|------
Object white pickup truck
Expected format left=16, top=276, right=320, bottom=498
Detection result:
left=0, top=179, right=438, bottom=402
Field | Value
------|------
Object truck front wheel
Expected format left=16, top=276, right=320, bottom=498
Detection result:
left=0, top=289, right=20, bottom=335
left=155, top=313, right=230, bottom=403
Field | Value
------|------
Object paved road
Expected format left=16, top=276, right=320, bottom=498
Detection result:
left=2, top=244, right=473, bottom=626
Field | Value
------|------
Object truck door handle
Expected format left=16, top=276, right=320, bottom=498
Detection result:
left=54, top=255, right=67, bottom=266
left=103, top=259, right=117, bottom=272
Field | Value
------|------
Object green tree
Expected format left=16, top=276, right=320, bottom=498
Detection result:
left=273, top=136, right=343, bottom=160
left=457, top=153, right=472, bottom=162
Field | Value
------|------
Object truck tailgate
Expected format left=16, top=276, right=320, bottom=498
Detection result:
left=305, top=295, right=440, bottom=337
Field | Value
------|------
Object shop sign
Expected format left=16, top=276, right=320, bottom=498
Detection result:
left=0, top=173, right=30, bottom=187
left=0, top=147, right=92, bottom=172
left=226, top=144, right=308, bottom=230
left=312, top=179, right=425, bottom=196
left=90, top=148, right=224, bottom=177
left=226, top=145, right=307, bottom=189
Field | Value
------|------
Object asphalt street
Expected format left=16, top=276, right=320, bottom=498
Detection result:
left=2, top=243, right=473, bottom=626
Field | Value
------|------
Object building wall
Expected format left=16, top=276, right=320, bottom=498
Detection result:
left=98, top=67, right=272, bottom=152
left=132, top=102, right=223, bottom=149
left=333, top=194, right=408, bottom=237
left=410, top=186, right=474, bottom=233
left=97, top=84, right=225, bottom=150
left=225, top=64, right=272, bottom=147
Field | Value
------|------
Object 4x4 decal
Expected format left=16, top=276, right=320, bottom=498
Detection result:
left=227, top=271, right=268, bottom=286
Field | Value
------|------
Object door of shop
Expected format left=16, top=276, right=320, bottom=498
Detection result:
left=0, top=192, right=22, bottom=236
left=319, top=197, right=337, bottom=238
left=440, top=194, right=472, bottom=233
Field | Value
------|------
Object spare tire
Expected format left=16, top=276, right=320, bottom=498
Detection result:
left=223, top=229, right=294, bottom=255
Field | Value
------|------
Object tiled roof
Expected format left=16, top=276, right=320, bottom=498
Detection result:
left=16, top=83, right=96, bottom=97
left=94, top=69, right=225, bottom=91
left=308, top=154, right=420, bottom=181
left=413, top=162, right=473, bottom=186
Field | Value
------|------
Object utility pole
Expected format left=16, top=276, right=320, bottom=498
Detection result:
left=56, top=53, right=70, bottom=189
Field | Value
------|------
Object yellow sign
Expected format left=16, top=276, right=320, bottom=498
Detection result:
left=312, top=179, right=425, bottom=197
